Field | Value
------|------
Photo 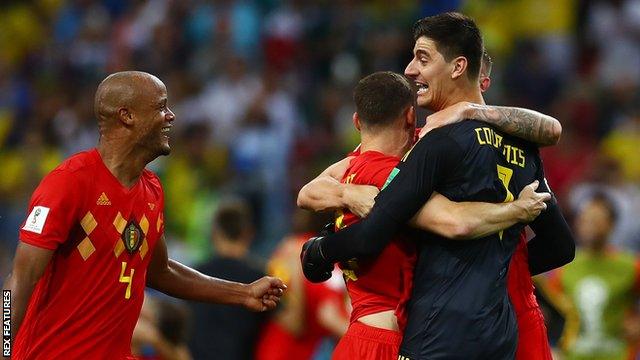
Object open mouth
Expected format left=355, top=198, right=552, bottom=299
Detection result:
left=415, top=81, right=429, bottom=95
left=161, top=126, right=171, bottom=137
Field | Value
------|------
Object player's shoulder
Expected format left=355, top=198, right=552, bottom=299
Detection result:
left=40, top=149, right=100, bottom=188
left=55, top=148, right=101, bottom=174
left=351, top=151, right=399, bottom=178
left=141, top=168, right=164, bottom=197
left=141, top=168, right=161, bottom=184
left=414, top=123, right=466, bottom=154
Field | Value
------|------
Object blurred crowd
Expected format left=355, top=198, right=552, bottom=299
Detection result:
left=1, top=0, right=639, bottom=359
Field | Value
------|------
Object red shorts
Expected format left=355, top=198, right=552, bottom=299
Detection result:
left=516, top=308, right=552, bottom=360
left=332, top=321, right=402, bottom=360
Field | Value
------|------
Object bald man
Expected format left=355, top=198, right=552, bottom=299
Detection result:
left=2, top=71, right=286, bottom=360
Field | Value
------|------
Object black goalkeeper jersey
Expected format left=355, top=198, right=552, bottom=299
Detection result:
left=320, top=120, right=552, bottom=359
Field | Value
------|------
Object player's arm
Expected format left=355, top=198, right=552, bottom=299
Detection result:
left=2, top=243, right=53, bottom=342
left=3, top=169, right=79, bottom=342
left=409, top=180, right=550, bottom=239
left=421, top=102, right=562, bottom=146
left=526, top=158, right=576, bottom=275
left=527, top=202, right=575, bottom=275
left=297, top=156, right=379, bottom=218
left=147, top=235, right=286, bottom=311
left=301, top=132, right=460, bottom=282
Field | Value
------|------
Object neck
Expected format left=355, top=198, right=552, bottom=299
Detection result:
left=360, top=125, right=413, bottom=158
left=437, top=82, right=485, bottom=111
left=97, top=136, right=153, bottom=188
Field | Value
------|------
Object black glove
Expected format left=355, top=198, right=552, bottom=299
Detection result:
left=300, top=236, right=333, bottom=283
left=319, top=222, right=335, bottom=237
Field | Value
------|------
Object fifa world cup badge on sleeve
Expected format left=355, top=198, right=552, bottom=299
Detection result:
left=3, top=290, right=10, bottom=357
left=22, top=206, right=50, bottom=234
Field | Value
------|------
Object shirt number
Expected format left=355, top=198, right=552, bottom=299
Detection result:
left=119, top=261, right=135, bottom=299
left=496, top=165, right=514, bottom=240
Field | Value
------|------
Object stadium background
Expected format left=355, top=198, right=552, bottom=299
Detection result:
left=1, top=0, right=639, bottom=359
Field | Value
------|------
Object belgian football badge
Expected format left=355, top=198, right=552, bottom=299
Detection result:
left=121, top=220, right=144, bottom=254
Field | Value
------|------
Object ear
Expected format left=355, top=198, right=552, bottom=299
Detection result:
left=479, top=77, right=491, bottom=92
left=117, top=107, right=134, bottom=126
left=353, top=112, right=362, bottom=132
left=404, top=105, right=416, bottom=128
left=450, top=56, right=468, bottom=80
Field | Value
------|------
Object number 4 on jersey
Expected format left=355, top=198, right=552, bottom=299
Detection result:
left=119, top=261, right=135, bottom=299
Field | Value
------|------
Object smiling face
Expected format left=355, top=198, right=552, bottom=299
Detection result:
left=404, top=36, right=456, bottom=111
left=133, top=76, right=175, bottom=157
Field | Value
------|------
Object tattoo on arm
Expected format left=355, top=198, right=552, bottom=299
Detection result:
left=468, top=104, right=561, bottom=146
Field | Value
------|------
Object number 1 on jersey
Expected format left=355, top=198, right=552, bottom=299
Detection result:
left=119, top=261, right=135, bottom=299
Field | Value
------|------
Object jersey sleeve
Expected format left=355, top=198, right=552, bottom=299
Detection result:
left=19, top=169, right=83, bottom=250
left=527, top=155, right=576, bottom=275
left=320, top=132, right=463, bottom=263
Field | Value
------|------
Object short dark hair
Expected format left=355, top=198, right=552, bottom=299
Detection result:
left=212, top=199, right=252, bottom=241
left=353, top=71, right=414, bottom=129
left=481, top=49, right=492, bottom=77
left=413, top=12, right=483, bottom=80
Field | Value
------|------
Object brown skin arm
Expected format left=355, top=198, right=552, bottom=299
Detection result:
left=2, top=242, right=54, bottom=342
left=421, top=102, right=562, bottom=146
left=409, top=181, right=550, bottom=240
left=147, top=235, right=286, bottom=312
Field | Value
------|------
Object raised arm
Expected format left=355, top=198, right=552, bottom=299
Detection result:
left=147, top=235, right=286, bottom=311
left=421, top=102, right=562, bottom=146
left=297, top=156, right=379, bottom=218
left=3, top=242, right=54, bottom=343
left=409, top=180, right=550, bottom=239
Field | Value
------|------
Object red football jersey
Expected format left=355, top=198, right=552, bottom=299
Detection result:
left=507, top=232, right=541, bottom=316
left=507, top=232, right=552, bottom=360
left=334, top=151, right=417, bottom=328
left=14, top=149, right=165, bottom=360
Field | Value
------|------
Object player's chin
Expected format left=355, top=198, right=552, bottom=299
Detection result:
left=416, top=94, right=431, bottom=109
left=158, top=142, right=171, bottom=156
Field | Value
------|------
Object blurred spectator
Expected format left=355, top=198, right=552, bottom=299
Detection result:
left=132, top=296, right=193, bottom=360
left=601, top=110, right=640, bottom=183
left=546, top=193, right=640, bottom=360
left=569, top=156, right=640, bottom=253
left=161, top=122, right=228, bottom=263
left=198, top=55, right=262, bottom=145
left=256, top=209, right=349, bottom=360
left=188, top=199, right=267, bottom=360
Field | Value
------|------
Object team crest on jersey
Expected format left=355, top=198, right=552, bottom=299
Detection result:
left=121, top=220, right=144, bottom=254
